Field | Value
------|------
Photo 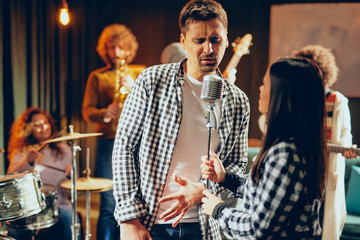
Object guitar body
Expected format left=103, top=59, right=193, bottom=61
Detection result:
left=223, top=34, right=252, bottom=84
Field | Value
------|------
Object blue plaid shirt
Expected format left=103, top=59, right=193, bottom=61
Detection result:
left=216, top=141, right=323, bottom=239
left=112, top=59, right=250, bottom=239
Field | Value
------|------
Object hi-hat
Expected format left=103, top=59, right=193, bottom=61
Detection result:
left=61, top=177, right=113, bottom=193
left=43, top=132, right=103, bottom=144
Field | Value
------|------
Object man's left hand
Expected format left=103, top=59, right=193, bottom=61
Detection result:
left=159, top=173, right=205, bottom=227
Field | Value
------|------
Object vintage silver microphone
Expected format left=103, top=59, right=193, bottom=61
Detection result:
left=201, top=75, right=223, bottom=129
left=201, top=75, right=223, bottom=102
left=200, top=75, right=223, bottom=239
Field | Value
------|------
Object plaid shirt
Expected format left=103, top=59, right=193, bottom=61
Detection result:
left=217, top=141, right=323, bottom=239
left=112, top=59, right=250, bottom=239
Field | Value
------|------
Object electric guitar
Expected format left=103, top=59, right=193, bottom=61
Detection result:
left=223, top=33, right=253, bottom=84
left=328, top=143, right=360, bottom=156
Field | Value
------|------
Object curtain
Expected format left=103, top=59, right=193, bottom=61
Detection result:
left=0, top=0, right=92, bottom=174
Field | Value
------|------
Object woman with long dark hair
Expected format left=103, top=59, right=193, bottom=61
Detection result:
left=200, top=58, right=327, bottom=239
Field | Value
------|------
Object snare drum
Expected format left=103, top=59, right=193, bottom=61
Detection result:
left=9, top=184, right=58, bottom=230
left=0, top=171, right=46, bottom=221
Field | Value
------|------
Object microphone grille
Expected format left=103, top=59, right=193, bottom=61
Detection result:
left=201, top=75, right=223, bottom=102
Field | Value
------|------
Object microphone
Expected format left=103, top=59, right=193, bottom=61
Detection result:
left=200, top=75, right=223, bottom=102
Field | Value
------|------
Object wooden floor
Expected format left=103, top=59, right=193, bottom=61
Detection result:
left=77, top=192, right=100, bottom=240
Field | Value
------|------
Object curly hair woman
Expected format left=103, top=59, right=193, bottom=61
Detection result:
left=7, top=107, right=79, bottom=240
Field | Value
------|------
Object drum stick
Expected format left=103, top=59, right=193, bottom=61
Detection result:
left=41, top=163, right=66, bottom=173
left=37, top=127, right=67, bottom=152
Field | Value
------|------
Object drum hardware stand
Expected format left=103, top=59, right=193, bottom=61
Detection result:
left=82, top=148, right=92, bottom=240
left=31, top=229, right=40, bottom=240
left=68, top=125, right=81, bottom=240
left=0, top=221, right=7, bottom=236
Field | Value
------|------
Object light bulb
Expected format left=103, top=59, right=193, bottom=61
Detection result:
left=60, top=7, right=70, bottom=26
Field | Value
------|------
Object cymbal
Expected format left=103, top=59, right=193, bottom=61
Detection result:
left=43, top=132, right=103, bottom=144
left=60, top=177, right=113, bottom=193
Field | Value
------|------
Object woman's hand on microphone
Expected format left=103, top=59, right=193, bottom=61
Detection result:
left=201, top=189, right=224, bottom=217
left=201, top=150, right=226, bottom=183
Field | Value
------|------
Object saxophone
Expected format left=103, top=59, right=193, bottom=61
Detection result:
left=104, top=54, right=131, bottom=124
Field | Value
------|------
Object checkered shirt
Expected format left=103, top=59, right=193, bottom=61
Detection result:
left=217, top=141, right=323, bottom=239
left=112, top=59, right=250, bottom=239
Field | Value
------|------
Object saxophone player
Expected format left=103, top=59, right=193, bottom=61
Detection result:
left=82, top=23, right=144, bottom=240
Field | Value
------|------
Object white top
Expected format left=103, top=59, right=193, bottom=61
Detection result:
left=155, top=73, right=221, bottom=224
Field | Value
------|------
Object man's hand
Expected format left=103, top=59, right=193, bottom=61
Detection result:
left=201, top=189, right=224, bottom=217
left=104, top=102, right=121, bottom=120
left=120, top=218, right=152, bottom=240
left=343, top=145, right=358, bottom=159
left=120, top=75, right=135, bottom=88
left=343, top=150, right=357, bottom=159
left=159, top=173, right=205, bottom=227
left=201, top=150, right=226, bottom=183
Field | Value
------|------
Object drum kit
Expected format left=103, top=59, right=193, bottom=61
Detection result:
left=0, top=126, right=112, bottom=240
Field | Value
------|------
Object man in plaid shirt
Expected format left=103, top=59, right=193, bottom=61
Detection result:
left=112, top=0, right=250, bottom=239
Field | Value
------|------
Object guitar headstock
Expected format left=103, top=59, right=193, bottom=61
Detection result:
left=232, top=34, right=253, bottom=57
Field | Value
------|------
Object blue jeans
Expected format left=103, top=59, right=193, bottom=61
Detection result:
left=150, top=223, right=202, bottom=240
left=58, top=206, right=81, bottom=240
left=95, top=139, right=120, bottom=240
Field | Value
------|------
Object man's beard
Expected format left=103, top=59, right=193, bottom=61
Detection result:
left=109, top=57, right=120, bottom=68
left=198, top=54, right=218, bottom=73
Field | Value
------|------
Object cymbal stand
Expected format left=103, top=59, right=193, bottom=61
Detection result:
left=68, top=125, right=81, bottom=240
left=83, top=148, right=92, bottom=240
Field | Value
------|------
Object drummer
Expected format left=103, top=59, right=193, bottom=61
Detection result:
left=6, top=107, right=80, bottom=240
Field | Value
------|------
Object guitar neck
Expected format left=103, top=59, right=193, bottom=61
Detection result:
left=222, top=34, right=252, bottom=84
left=223, top=54, right=243, bottom=84
left=328, top=143, right=360, bottom=155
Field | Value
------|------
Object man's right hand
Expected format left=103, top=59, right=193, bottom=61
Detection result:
left=104, top=102, right=121, bottom=120
left=120, top=218, right=152, bottom=240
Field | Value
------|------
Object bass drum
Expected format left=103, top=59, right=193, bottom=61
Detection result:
left=0, top=235, right=15, bottom=240
left=8, top=184, right=58, bottom=230
left=0, top=171, right=45, bottom=221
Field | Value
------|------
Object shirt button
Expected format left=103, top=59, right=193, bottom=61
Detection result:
left=166, top=161, right=170, bottom=165
left=172, top=140, right=176, bottom=144
left=160, top=184, right=165, bottom=190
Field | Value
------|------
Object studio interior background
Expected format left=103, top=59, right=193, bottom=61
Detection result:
left=1, top=0, right=359, bottom=174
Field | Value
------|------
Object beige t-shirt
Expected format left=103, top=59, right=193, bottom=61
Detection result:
left=155, top=73, right=221, bottom=224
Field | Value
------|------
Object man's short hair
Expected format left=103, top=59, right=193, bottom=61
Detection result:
left=179, top=0, right=228, bottom=35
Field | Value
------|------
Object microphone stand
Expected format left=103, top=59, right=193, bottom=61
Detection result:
left=68, top=125, right=81, bottom=240
left=204, top=102, right=218, bottom=239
